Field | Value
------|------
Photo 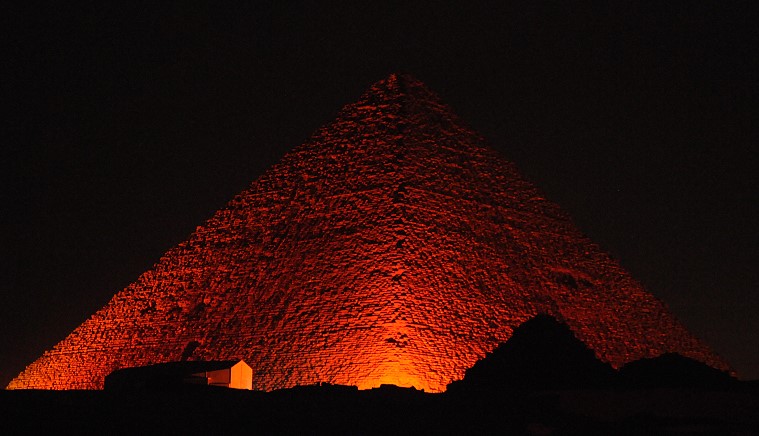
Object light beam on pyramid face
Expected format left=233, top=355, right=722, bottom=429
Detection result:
left=7, top=74, right=731, bottom=392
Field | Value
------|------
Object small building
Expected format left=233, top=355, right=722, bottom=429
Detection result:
left=105, top=360, right=253, bottom=391
left=188, top=360, right=253, bottom=390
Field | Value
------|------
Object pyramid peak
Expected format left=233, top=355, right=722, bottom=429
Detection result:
left=357, top=73, right=441, bottom=104
left=383, top=72, right=426, bottom=87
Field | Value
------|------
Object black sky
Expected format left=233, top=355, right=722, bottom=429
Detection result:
left=2, top=1, right=757, bottom=386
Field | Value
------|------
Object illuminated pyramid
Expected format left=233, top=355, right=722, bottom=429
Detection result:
left=8, top=74, right=729, bottom=392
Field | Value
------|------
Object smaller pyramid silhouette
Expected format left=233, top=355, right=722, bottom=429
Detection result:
left=619, top=353, right=735, bottom=388
left=448, top=315, right=616, bottom=392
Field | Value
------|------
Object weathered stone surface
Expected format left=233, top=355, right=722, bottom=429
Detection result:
left=8, top=74, right=729, bottom=392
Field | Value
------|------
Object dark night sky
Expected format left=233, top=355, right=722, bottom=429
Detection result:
left=2, top=1, right=757, bottom=387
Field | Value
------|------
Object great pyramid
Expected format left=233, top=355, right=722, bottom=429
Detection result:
left=8, top=74, right=729, bottom=392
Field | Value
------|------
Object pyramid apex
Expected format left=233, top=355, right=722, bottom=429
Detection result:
left=370, top=73, right=432, bottom=96
left=384, top=72, right=424, bottom=84
left=342, top=72, right=451, bottom=125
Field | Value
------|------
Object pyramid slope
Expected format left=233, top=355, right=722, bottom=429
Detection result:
left=8, top=74, right=729, bottom=392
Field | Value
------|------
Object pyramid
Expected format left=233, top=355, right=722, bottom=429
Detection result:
left=449, top=315, right=616, bottom=391
left=8, top=74, right=729, bottom=392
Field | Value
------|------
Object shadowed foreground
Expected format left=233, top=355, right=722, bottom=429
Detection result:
left=5, top=316, right=757, bottom=434
left=3, top=382, right=759, bottom=435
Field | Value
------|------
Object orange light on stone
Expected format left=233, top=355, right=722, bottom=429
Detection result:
left=374, top=363, right=422, bottom=391
left=7, top=74, right=732, bottom=392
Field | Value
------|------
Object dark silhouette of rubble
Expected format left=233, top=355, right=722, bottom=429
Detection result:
left=3, top=378, right=757, bottom=434
left=619, top=352, right=736, bottom=389
left=4, top=317, right=757, bottom=434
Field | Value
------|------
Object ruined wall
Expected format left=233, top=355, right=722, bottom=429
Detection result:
left=8, top=74, right=730, bottom=392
